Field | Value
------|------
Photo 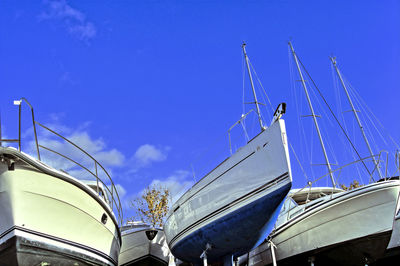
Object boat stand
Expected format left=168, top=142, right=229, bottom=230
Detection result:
left=199, top=243, right=212, bottom=266
left=200, top=252, right=207, bottom=266
left=222, top=255, right=233, bottom=266
left=364, top=256, right=371, bottom=266
left=308, top=256, right=315, bottom=266
left=269, top=240, right=277, bottom=266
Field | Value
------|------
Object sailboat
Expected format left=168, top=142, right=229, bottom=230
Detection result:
left=237, top=43, right=400, bottom=266
left=163, top=43, right=292, bottom=266
left=0, top=98, right=123, bottom=265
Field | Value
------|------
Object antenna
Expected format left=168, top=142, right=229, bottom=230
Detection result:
left=289, top=42, right=336, bottom=187
left=241, top=42, right=265, bottom=131
left=330, top=57, right=383, bottom=179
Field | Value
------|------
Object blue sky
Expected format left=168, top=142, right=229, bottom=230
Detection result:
left=1, top=0, right=399, bottom=221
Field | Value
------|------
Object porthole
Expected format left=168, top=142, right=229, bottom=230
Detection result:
left=101, top=213, right=108, bottom=224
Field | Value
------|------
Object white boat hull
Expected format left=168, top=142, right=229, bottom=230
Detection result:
left=386, top=181, right=400, bottom=259
left=118, top=228, right=170, bottom=266
left=164, top=119, right=292, bottom=264
left=243, top=180, right=400, bottom=266
left=0, top=159, right=121, bottom=265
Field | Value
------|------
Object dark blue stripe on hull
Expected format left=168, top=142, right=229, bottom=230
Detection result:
left=171, top=182, right=291, bottom=264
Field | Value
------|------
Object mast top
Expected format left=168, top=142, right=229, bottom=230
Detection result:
left=330, top=56, right=337, bottom=65
left=288, top=41, right=294, bottom=51
left=241, top=42, right=265, bottom=131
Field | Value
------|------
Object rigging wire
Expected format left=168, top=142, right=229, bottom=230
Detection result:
left=331, top=63, right=372, bottom=183
left=289, top=141, right=309, bottom=181
left=242, top=53, right=246, bottom=116
left=249, top=60, right=274, bottom=113
left=349, top=81, right=394, bottom=147
left=341, top=71, right=399, bottom=151
left=241, top=52, right=250, bottom=140
left=307, top=78, right=339, bottom=166
left=309, top=117, right=317, bottom=179
left=342, top=71, right=399, bottom=178
left=288, top=47, right=315, bottom=180
left=331, top=62, right=357, bottom=173
left=241, top=51, right=266, bottom=132
left=241, top=51, right=258, bottom=143
left=296, top=55, right=373, bottom=180
left=246, top=59, right=267, bottom=125
left=344, top=76, right=388, bottom=150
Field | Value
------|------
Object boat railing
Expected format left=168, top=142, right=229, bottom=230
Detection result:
left=227, top=109, right=255, bottom=155
left=0, top=98, right=123, bottom=226
left=283, top=151, right=395, bottom=222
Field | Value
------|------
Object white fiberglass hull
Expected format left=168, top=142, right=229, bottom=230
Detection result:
left=118, top=228, right=170, bottom=266
left=387, top=183, right=400, bottom=252
left=164, top=119, right=292, bottom=264
left=0, top=149, right=121, bottom=265
left=243, top=180, right=400, bottom=266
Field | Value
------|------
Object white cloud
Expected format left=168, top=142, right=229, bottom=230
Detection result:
left=40, top=0, right=97, bottom=41
left=134, top=144, right=168, bottom=167
left=94, top=149, right=125, bottom=167
left=59, top=71, right=76, bottom=86
left=122, top=170, right=194, bottom=221
left=115, top=183, right=127, bottom=199
left=24, top=120, right=125, bottom=181
left=149, top=170, right=193, bottom=204
left=68, top=22, right=96, bottom=40
left=42, top=0, right=85, bottom=21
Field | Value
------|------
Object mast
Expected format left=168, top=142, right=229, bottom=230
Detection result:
left=289, top=42, right=336, bottom=187
left=241, top=42, right=265, bottom=131
left=330, top=57, right=383, bottom=179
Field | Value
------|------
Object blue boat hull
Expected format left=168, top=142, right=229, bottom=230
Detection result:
left=171, top=182, right=291, bottom=265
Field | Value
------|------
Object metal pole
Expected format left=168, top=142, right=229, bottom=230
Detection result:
left=330, top=57, right=383, bottom=179
left=95, top=162, right=99, bottom=195
left=18, top=104, right=21, bottom=151
left=229, top=131, right=232, bottom=155
left=241, top=42, right=264, bottom=131
left=17, top=98, right=41, bottom=160
left=308, top=256, right=315, bottom=266
left=200, top=243, right=211, bottom=266
left=289, top=42, right=336, bottom=187
left=200, top=251, right=208, bottom=266
left=269, top=240, right=277, bottom=266
left=385, top=152, right=388, bottom=180
left=30, top=107, right=41, bottom=160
